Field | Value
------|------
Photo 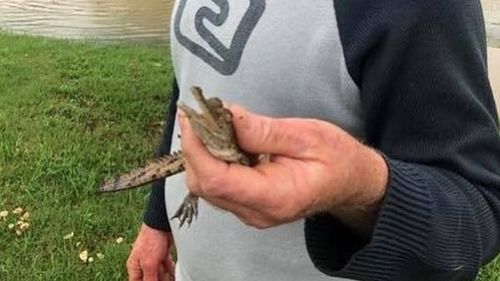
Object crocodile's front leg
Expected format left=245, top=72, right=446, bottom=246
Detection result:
left=171, top=193, right=199, bottom=228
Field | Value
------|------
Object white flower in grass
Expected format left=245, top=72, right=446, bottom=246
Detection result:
left=19, top=222, right=29, bottom=231
left=0, top=210, right=8, bottom=219
left=13, top=207, right=23, bottom=215
left=63, top=232, right=74, bottom=240
left=21, top=212, right=30, bottom=221
left=96, top=253, right=105, bottom=260
left=79, top=250, right=89, bottom=262
left=7, top=223, right=14, bottom=230
left=116, top=237, right=124, bottom=244
left=88, top=257, right=94, bottom=263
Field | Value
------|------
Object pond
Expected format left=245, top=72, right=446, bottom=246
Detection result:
left=0, top=0, right=173, bottom=44
left=0, top=0, right=499, bottom=45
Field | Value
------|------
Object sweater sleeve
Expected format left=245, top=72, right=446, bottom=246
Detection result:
left=143, top=79, right=180, bottom=232
left=305, top=1, right=500, bottom=280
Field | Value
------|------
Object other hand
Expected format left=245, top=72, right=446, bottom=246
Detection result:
left=127, top=224, right=176, bottom=281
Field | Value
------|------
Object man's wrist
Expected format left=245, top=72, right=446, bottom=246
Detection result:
left=328, top=145, right=389, bottom=236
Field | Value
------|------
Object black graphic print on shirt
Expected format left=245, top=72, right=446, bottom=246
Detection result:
left=174, top=0, right=266, bottom=75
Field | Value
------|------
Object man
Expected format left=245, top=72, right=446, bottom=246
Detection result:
left=127, top=0, right=500, bottom=280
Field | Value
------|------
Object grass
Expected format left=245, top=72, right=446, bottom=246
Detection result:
left=480, top=256, right=500, bottom=281
left=0, top=31, right=172, bottom=280
left=0, top=31, right=498, bottom=280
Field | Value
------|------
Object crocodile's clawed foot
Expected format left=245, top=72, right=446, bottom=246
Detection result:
left=171, top=193, right=199, bottom=228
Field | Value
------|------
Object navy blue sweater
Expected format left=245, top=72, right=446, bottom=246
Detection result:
left=144, top=0, right=500, bottom=280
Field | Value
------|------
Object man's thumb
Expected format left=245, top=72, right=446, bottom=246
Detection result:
left=228, top=104, right=312, bottom=157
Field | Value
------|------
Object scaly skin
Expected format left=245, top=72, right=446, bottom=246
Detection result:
left=99, top=151, right=185, bottom=193
left=99, top=87, right=254, bottom=228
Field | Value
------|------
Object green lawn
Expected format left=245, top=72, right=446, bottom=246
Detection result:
left=0, top=31, right=498, bottom=280
left=0, top=32, right=171, bottom=280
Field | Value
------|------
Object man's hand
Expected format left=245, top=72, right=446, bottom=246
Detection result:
left=178, top=104, right=389, bottom=232
left=127, top=224, right=175, bottom=281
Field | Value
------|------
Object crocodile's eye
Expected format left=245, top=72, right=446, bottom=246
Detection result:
left=207, top=97, right=223, bottom=108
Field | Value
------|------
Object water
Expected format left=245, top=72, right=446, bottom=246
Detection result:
left=0, top=0, right=498, bottom=45
left=0, top=0, right=173, bottom=44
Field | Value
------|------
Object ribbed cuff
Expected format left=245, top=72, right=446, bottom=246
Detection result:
left=143, top=179, right=171, bottom=232
left=305, top=159, right=434, bottom=281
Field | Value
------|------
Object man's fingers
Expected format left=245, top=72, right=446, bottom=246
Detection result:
left=163, top=273, right=175, bottom=281
left=228, top=104, right=318, bottom=157
left=164, top=255, right=176, bottom=277
left=143, top=271, right=159, bottom=281
left=141, top=260, right=160, bottom=281
left=127, top=256, right=144, bottom=281
left=127, top=266, right=143, bottom=281
left=200, top=161, right=299, bottom=215
left=204, top=195, right=279, bottom=229
left=159, top=268, right=173, bottom=281
left=127, top=254, right=174, bottom=281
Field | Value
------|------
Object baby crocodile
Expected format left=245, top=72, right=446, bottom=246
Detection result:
left=99, top=87, right=254, bottom=227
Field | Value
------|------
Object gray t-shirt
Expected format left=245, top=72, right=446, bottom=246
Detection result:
left=167, top=1, right=363, bottom=280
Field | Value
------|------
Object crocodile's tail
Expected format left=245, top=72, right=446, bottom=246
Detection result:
left=99, top=151, right=185, bottom=193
